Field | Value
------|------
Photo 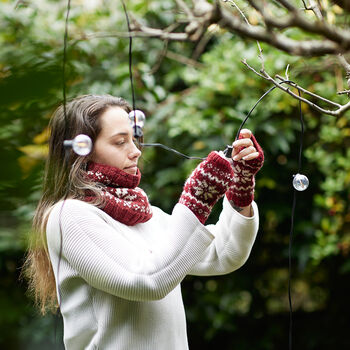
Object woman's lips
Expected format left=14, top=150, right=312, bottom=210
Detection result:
left=125, top=165, right=137, bottom=170
left=124, top=165, right=137, bottom=173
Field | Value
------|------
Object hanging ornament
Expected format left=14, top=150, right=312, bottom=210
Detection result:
left=63, top=134, right=92, bottom=156
left=292, top=173, right=309, bottom=191
left=128, top=110, right=146, bottom=138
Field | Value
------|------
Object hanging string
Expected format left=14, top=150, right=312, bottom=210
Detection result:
left=235, top=86, right=276, bottom=141
left=121, top=1, right=135, bottom=112
left=288, top=90, right=305, bottom=350
left=121, top=0, right=138, bottom=142
left=62, top=0, right=71, bottom=139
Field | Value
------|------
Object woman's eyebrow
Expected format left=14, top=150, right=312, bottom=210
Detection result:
left=108, top=131, right=130, bottom=139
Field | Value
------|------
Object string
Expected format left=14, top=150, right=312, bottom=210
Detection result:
left=62, top=0, right=71, bottom=139
left=288, top=90, right=305, bottom=350
left=141, top=143, right=205, bottom=160
left=121, top=1, right=137, bottom=140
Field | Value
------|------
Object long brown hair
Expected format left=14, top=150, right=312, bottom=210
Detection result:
left=22, top=94, right=131, bottom=314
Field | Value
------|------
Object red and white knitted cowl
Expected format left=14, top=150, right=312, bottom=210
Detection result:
left=84, top=162, right=153, bottom=226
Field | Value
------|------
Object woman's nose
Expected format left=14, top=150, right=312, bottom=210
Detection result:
left=129, top=142, right=142, bottom=159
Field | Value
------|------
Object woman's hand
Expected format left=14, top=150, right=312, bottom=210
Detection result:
left=179, top=152, right=234, bottom=224
left=225, top=129, right=264, bottom=215
left=231, top=129, right=260, bottom=161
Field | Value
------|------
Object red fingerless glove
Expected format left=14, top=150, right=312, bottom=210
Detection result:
left=226, top=134, right=264, bottom=207
left=179, top=151, right=234, bottom=224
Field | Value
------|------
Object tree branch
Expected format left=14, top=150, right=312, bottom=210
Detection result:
left=242, top=60, right=350, bottom=116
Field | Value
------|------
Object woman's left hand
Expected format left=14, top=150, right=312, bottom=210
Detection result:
left=225, top=128, right=264, bottom=210
left=231, top=128, right=260, bottom=161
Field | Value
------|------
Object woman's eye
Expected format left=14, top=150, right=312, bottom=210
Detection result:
left=116, top=140, right=125, bottom=146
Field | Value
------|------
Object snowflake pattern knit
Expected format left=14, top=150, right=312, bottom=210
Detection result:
left=179, top=151, right=234, bottom=224
left=226, top=134, right=264, bottom=207
left=84, top=162, right=152, bottom=226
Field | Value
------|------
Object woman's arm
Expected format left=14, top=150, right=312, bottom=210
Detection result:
left=187, top=129, right=263, bottom=275
left=46, top=199, right=214, bottom=302
left=187, top=196, right=259, bottom=276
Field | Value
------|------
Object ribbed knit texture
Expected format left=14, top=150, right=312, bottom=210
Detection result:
left=226, top=134, right=264, bottom=207
left=179, top=151, right=234, bottom=224
left=85, top=162, right=152, bottom=225
left=46, top=198, right=259, bottom=350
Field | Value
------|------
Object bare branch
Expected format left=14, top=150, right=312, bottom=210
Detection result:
left=72, top=0, right=350, bottom=114
left=301, top=0, right=323, bottom=20
left=275, top=75, right=341, bottom=107
left=148, top=41, right=169, bottom=75
left=242, top=61, right=350, bottom=116
left=224, top=0, right=264, bottom=63
left=338, top=54, right=350, bottom=80
left=74, top=29, right=189, bottom=42
left=337, top=89, right=350, bottom=95
left=218, top=7, right=341, bottom=56
left=166, top=50, right=205, bottom=68
left=175, top=0, right=194, bottom=19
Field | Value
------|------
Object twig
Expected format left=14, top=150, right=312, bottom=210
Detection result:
left=148, top=40, right=169, bottom=75
left=337, top=90, right=350, bottom=95
left=175, top=0, right=195, bottom=19
left=73, top=29, right=189, bottom=42
left=338, top=54, right=350, bottom=86
left=192, top=23, right=219, bottom=60
left=241, top=59, right=267, bottom=79
left=301, top=0, right=323, bottom=20
left=243, top=61, right=349, bottom=116
left=224, top=0, right=264, bottom=66
left=275, top=75, right=341, bottom=107
left=165, top=50, right=204, bottom=68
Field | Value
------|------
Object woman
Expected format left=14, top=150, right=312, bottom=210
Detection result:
left=24, top=94, right=264, bottom=350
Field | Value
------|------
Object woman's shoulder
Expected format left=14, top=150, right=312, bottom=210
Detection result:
left=51, top=198, right=95, bottom=213
left=48, top=199, right=104, bottom=225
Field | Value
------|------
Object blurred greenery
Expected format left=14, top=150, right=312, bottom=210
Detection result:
left=1, top=0, right=350, bottom=349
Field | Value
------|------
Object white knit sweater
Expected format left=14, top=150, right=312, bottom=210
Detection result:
left=46, top=197, right=259, bottom=350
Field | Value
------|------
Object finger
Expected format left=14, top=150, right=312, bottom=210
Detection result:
left=231, top=138, right=254, bottom=156
left=233, top=146, right=256, bottom=161
left=242, top=151, right=259, bottom=161
left=232, top=138, right=254, bottom=148
left=239, top=129, right=252, bottom=139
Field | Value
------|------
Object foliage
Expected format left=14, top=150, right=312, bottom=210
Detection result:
left=1, top=0, right=350, bottom=349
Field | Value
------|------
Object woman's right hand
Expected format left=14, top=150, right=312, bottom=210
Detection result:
left=178, top=151, right=234, bottom=224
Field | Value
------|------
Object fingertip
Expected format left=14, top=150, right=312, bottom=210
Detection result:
left=240, top=129, right=252, bottom=138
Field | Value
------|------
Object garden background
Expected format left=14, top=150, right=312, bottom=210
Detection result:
left=1, top=0, right=350, bottom=349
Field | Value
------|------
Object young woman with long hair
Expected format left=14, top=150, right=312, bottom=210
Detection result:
left=23, top=94, right=264, bottom=350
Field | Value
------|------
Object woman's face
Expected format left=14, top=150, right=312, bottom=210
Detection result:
left=91, top=106, right=141, bottom=175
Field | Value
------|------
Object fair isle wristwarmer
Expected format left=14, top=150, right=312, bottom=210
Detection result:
left=226, top=134, right=264, bottom=207
left=179, top=151, right=234, bottom=224
left=84, top=162, right=153, bottom=226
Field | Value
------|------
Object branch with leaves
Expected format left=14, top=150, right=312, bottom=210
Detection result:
left=73, top=0, right=350, bottom=115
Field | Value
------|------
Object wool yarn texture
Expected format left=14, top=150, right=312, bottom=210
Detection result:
left=84, top=162, right=152, bottom=226
left=179, top=151, right=234, bottom=224
left=226, top=134, right=264, bottom=207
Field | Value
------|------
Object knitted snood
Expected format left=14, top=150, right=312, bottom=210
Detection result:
left=179, top=151, right=234, bottom=224
left=226, top=134, right=264, bottom=207
left=84, top=162, right=153, bottom=226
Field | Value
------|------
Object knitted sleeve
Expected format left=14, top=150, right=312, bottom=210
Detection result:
left=46, top=199, right=214, bottom=302
left=187, top=196, right=259, bottom=276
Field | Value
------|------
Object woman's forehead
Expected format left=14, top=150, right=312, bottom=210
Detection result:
left=99, top=107, right=132, bottom=136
